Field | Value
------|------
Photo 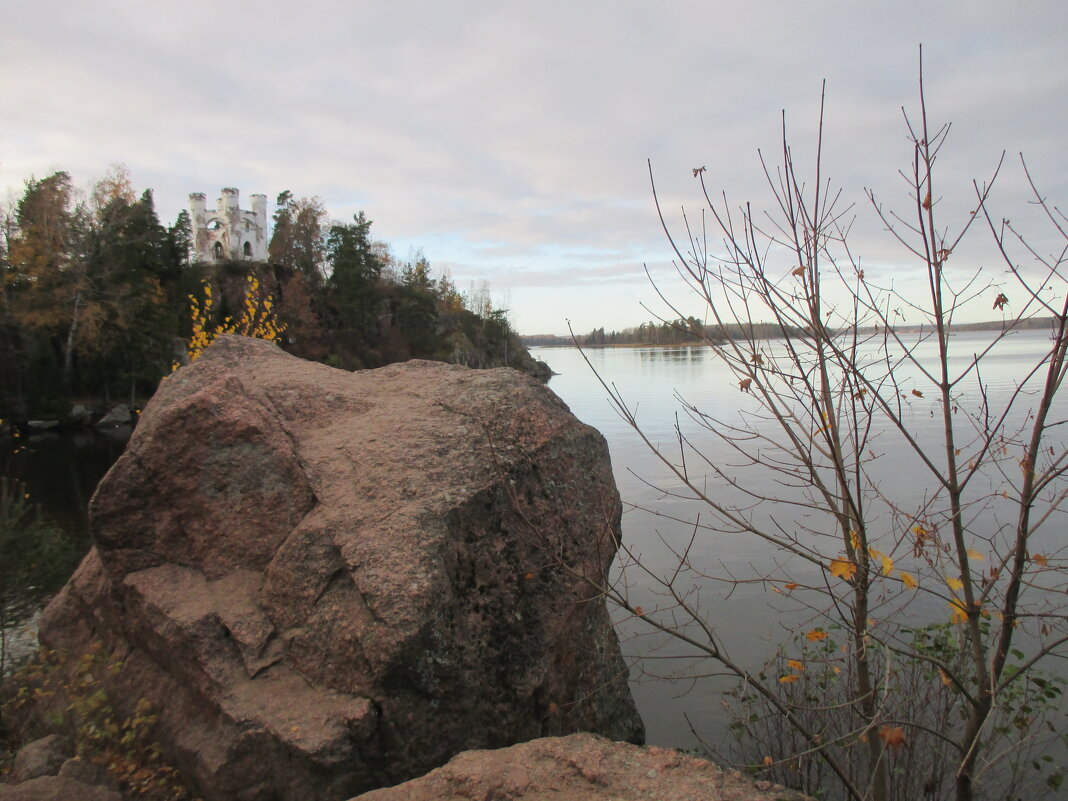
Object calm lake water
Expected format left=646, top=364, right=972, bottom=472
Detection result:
left=6, top=329, right=1065, bottom=763
left=536, top=328, right=1068, bottom=754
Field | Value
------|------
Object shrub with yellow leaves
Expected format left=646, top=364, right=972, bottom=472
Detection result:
left=175, top=273, right=285, bottom=369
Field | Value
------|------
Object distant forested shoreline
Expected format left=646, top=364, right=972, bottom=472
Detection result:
left=523, top=315, right=1050, bottom=348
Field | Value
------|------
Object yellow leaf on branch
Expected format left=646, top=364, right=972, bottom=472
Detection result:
left=829, top=558, right=857, bottom=581
left=949, top=599, right=968, bottom=624
left=899, top=571, right=918, bottom=590
left=867, top=548, right=894, bottom=576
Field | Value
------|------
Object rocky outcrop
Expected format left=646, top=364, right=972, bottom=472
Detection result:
left=350, top=733, right=811, bottom=801
left=0, top=737, right=121, bottom=801
left=0, top=775, right=121, bottom=801
left=509, top=347, right=553, bottom=382
left=39, top=336, right=642, bottom=801
left=11, top=736, right=72, bottom=782
left=93, top=404, right=131, bottom=428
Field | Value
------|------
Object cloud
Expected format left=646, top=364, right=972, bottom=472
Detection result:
left=3, top=1, right=1066, bottom=334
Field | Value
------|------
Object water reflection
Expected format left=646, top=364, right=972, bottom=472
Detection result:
left=1, top=427, right=130, bottom=544
left=633, top=345, right=712, bottom=363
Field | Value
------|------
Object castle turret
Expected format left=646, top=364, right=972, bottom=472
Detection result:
left=219, top=187, right=240, bottom=214
left=189, top=192, right=207, bottom=220
left=250, top=194, right=268, bottom=229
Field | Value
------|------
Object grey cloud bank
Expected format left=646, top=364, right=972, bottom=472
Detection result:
left=2, top=0, right=1066, bottom=334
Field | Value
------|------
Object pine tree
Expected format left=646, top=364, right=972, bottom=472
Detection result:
left=326, top=211, right=382, bottom=337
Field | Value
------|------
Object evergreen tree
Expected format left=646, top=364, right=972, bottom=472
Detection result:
left=166, top=209, right=193, bottom=271
left=400, top=252, right=435, bottom=294
left=326, top=211, right=382, bottom=338
left=82, top=189, right=172, bottom=400
left=393, top=252, right=439, bottom=358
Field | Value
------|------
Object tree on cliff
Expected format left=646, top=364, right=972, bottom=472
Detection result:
left=269, top=191, right=327, bottom=282
left=4, top=171, right=84, bottom=400
left=5, top=172, right=78, bottom=335
left=577, top=59, right=1068, bottom=801
left=391, top=252, right=441, bottom=357
left=165, top=209, right=193, bottom=273
left=83, top=189, right=174, bottom=400
left=326, top=211, right=384, bottom=340
left=0, top=170, right=191, bottom=413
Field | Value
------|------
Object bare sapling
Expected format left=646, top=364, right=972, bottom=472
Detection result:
left=571, top=55, right=1067, bottom=801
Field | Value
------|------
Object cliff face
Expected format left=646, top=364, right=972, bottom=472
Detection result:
left=39, top=336, right=641, bottom=801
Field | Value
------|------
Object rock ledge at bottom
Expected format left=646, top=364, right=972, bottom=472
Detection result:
left=350, top=733, right=812, bottom=801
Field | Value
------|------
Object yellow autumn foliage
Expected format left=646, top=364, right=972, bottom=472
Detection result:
left=175, top=274, right=286, bottom=369
left=828, top=558, right=857, bottom=581
left=949, top=599, right=968, bottom=625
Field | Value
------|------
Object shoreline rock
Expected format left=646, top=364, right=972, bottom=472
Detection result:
left=349, top=733, right=811, bottom=801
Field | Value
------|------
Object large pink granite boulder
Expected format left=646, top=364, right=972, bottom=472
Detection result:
left=39, top=336, right=642, bottom=801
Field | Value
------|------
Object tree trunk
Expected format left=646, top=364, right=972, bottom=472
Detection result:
left=62, top=289, right=81, bottom=389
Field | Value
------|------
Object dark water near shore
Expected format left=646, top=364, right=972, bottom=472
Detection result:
left=6, top=330, right=1065, bottom=769
left=2, top=427, right=131, bottom=546
left=1, top=427, right=131, bottom=668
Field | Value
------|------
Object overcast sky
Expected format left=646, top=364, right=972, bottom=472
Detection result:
left=2, top=1, right=1066, bottom=335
